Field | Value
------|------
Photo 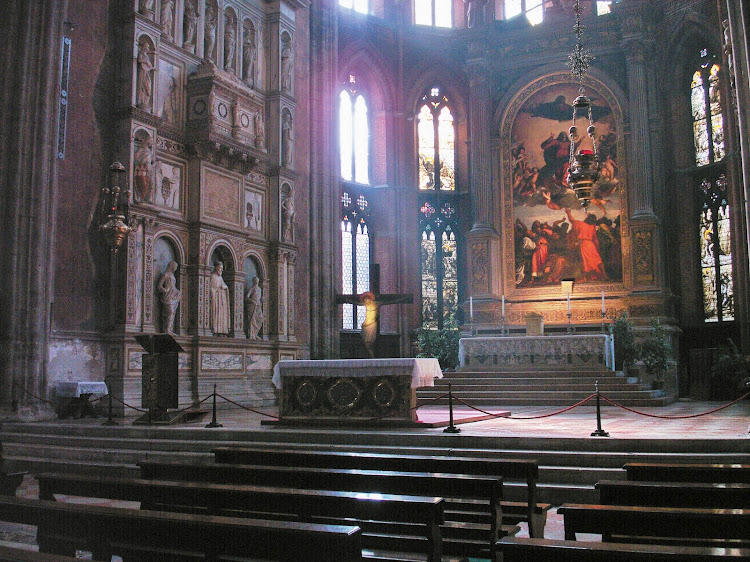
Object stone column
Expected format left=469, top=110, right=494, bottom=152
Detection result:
left=308, top=0, right=338, bottom=358
left=466, top=56, right=493, bottom=229
left=0, top=0, right=67, bottom=416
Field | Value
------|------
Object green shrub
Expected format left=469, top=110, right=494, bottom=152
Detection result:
left=638, top=320, right=670, bottom=379
left=612, top=313, right=636, bottom=371
left=416, top=316, right=460, bottom=370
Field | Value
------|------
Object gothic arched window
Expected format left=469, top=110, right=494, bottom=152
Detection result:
left=691, top=50, right=732, bottom=322
left=417, top=86, right=455, bottom=192
left=339, top=75, right=370, bottom=184
left=414, top=0, right=452, bottom=28
left=420, top=200, right=458, bottom=330
left=339, top=0, right=368, bottom=15
left=341, top=190, right=372, bottom=329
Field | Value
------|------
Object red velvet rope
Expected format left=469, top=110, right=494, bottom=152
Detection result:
left=601, top=391, right=750, bottom=419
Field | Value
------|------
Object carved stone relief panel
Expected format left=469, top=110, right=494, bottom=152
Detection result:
left=634, top=228, right=655, bottom=286
left=471, top=240, right=489, bottom=295
left=201, top=165, right=242, bottom=227
left=154, top=158, right=183, bottom=212
left=157, top=57, right=183, bottom=125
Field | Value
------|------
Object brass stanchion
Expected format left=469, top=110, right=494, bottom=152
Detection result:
left=443, top=382, right=460, bottom=434
left=102, top=393, right=118, bottom=426
left=205, top=385, right=223, bottom=428
left=591, top=381, right=609, bottom=437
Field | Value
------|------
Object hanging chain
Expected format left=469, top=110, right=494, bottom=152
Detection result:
left=568, top=0, right=592, bottom=89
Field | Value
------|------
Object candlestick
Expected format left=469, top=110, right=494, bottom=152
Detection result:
left=601, top=290, right=605, bottom=314
left=470, top=296, right=473, bottom=322
left=501, top=294, right=505, bottom=317
left=567, top=293, right=571, bottom=314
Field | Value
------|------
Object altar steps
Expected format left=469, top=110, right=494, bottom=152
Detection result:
left=417, top=369, right=673, bottom=407
left=2, top=422, right=747, bottom=508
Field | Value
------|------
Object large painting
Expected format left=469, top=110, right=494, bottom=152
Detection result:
left=512, top=83, right=622, bottom=287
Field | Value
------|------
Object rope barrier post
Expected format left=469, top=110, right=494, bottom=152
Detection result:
left=205, top=385, right=223, bottom=428
left=102, top=393, right=118, bottom=426
left=443, top=382, right=461, bottom=434
left=591, top=380, right=609, bottom=437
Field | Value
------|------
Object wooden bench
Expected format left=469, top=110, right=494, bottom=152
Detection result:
left=624, top=463, right=750, bottom=483
left=139, top=459, right=506, bottom=558
left=212, top=446, right=546, bottom=537
left=558, top=503, right=750, bottom=547
left=0, top=545, right=79, bottom=562
left=496, top=536, right=750, bottom=561
left=0, top=495, right=363, bottom=561
left=597, top=479, right=750, bottom=509
left=37, top=472, right=444, bottom=562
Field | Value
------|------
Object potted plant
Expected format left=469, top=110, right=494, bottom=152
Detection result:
left=612, top=313, right=637, bottom=375
left=710, top=339, right=750, bottom=400
left=416, top=315, right=460, bottom=371
left=638, top=320, right=670, bottom=390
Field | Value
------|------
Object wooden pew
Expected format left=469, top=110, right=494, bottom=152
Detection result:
left=139, top=459, right=505, bottom=558
left=624, top=463, right=750, bottom=483
left=597, top=479, right=750, bottom=509
left=558, top=503, right=750, bottom=547
left=496, top=536, right=750, bottom=561
left=212, top=446, right=546, bottom=537
left=37, top=472, right=444, bottom=562
left=0, top=545, right=79, bottom=562
left=0, top=495, right=363, bottom=561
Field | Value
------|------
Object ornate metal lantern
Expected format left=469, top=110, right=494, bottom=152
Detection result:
left=566, top=0, right=600, bottom=208
left=100, top=161, right=132, bottom=252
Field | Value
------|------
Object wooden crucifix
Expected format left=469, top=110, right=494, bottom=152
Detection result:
left=335, top=263, right=413, bottom=358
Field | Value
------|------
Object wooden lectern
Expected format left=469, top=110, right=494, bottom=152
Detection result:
left=133, top=334, right=199, bottom=425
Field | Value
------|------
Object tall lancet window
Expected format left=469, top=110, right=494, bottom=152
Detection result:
left=420, top=201, right=458, bottom=330
left=341, top=191, right=371, bottom=329
left=418, top=87, right=455, bottom=192
left=691, top=49, right=731, bottom=322
left=339, top=75, right=370, bottom=185
left=414, top=0, right=452, bottom=28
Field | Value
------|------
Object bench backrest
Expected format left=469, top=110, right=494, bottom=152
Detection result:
left=213, top=446, right=538, bottom=481
left=138, top=460, right=502, bottom=502
left=597, top=479, right=750, bottom=509
left=0, top=495, right=363, bottom=561
left=497, top=537, right=750, bottom=561
left=624, top=463, right=750, bottom=483
left=37, top=472, right=445, bottom=524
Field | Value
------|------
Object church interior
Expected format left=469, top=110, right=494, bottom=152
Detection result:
left=1, top=0, right=750, bottom=559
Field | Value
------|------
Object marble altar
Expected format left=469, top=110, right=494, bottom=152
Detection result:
left=272, top=358, right=442, bottom=422
left=459, top=334, right=615, bottom=371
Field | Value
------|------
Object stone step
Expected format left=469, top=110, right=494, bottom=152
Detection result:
left=451, top=371, right=623, bottom=378
left=424, top=383, right=648, bottom=392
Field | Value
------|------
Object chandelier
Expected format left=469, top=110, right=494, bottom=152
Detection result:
left=99, top=162, right=132, bottom=252
left=567, top=0, right=600, bottom=208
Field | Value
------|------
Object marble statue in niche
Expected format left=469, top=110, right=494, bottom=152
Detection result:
left=139, top=0, right=155, bottom=19
left=136, top=38, right=154, bottom=110
left=280, top=35, right=293, bottom=93
left=254, top=111, right=265, bottom=150
left=224, top=12, right=237, bottom=73
left=205, top=4, right=218, bottom=62
left=157, top=260, right=181, bottom=334
left=133, top=131, right=154, bottom=203
left=161, top=0, right=175, bottom=40
left=281, top=186, right=295, bottom=243
left=281, top=111, right=293, bottom=166
left=183, top=0, right=198, bottom=52
left=242, top=22, right=257, bottom=88
left=210, top=262, right=231, bottom=336
left=245, top=276, right=263, bottom=339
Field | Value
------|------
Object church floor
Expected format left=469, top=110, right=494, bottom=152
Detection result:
left=0, top=400, right=748, bottom=555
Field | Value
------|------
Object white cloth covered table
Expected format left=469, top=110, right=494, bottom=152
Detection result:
left=272, top=358, right=443, bottom=389
left=54, top=381, right=109, bottom=397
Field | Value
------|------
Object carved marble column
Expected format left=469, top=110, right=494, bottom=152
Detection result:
left=0, top=0, right=66, bottom=415
left=308, top=0, right=338, bottom=357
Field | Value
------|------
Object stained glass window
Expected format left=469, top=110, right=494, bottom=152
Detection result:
left=691, top=53, right=725, bottom=167
left=699, top=176, right=733, bottom=322
left=339, top=76, right=369, bottom=184
left=341, top=190, right=371, bottom=329
left=417, top=87, right=455, bottom=191
left=420, top=198, right=459, bottom=329
left=415, top=0, right=452, bottom=27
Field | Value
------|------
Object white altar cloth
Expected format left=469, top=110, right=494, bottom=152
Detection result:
left=272, top=358, right=443, bottom=389
left=55, top=381, right=109, bottom=397
left=459, top=334, right=615, bottom=371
